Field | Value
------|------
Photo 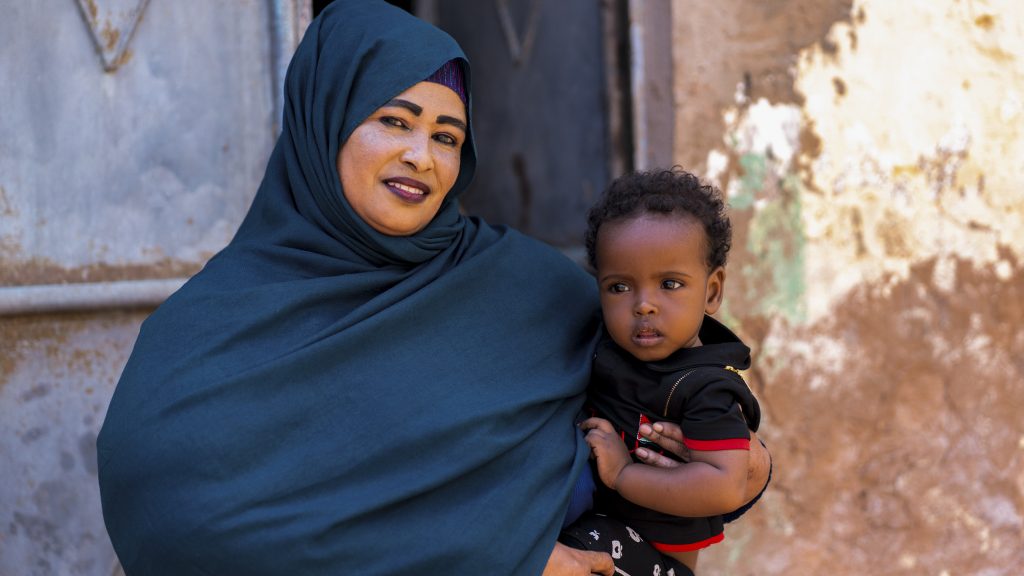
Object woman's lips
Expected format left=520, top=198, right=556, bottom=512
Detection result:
left=384, top=177, right=430, bottom=203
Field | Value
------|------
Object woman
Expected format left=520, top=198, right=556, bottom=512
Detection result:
left=98, top=2, right=764, bottom=574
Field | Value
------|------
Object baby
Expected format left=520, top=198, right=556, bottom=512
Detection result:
left=579, top=167, right=764, bottom=573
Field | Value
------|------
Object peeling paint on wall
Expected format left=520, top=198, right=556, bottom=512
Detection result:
left=718, top=254, right=1024, bottom=574
left=796, top=0, right=1024, bottom=321
left=671, top=1, right=1024, bottom=574
left=715, top=99, right=808, bottom=325
left=671, top=0, right=854, bottom=172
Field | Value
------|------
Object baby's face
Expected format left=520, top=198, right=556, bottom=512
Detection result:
left=595, top=214, right=721, bottom=362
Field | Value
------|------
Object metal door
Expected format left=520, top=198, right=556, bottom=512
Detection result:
left=0, top=2, right=309, bottom=574
left=425, top=0, right=619, bottom=250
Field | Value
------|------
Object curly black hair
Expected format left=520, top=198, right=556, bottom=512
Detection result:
left=584, top=167, right=732, bottom=271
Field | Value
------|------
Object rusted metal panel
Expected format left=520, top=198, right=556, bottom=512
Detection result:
left=0, top=279, right=186, bottom=316
left=1, top=313, right=146, bottom=576
left=74, top=0, right=151, bottom=72
left=0, top=1, right=282, bottom=290
left=0, top=2, right=309, bottom=575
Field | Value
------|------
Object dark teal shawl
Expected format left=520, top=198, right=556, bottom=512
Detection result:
left=97, top=2, right=599, bottom=574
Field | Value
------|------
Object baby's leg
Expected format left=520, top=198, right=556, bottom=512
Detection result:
left=560, top=513, right=694, bottom=576
left=663, top=549, right=698, bottom=573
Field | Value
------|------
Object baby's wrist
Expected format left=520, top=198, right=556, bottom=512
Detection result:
left=612, top=462, right=637, bottom=492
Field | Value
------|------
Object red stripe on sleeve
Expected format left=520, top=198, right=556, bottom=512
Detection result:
left=652, top=532, right=724, bottom=552
left=683, top=437, right=750, bottom=451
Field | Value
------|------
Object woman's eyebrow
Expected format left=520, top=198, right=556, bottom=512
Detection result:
left=437, top=115, right=467, bottom=132
left=384, top=98, right=422, bottom=115
left=383, top=99, right=465, bottom=132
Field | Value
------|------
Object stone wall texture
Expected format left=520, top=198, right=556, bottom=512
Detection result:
left=671, top=1, right=1024, bottom=574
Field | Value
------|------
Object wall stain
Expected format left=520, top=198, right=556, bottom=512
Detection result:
left=79, top=432, right=100, bottom=476
left=84, top=0, right=98, bottom=23
left=0, top=310, right=146, bottom=389
left=60, top=451, right=75, bottom=472
left=101, top=20, right=120, bottom=52
left=20, top=383, right=51, bottom=402
left=20, top=427, right=48, bottom=444
left=974, top=14, right=996, bottom=30
left=113, top=48, right=134, bottom=69
left=12, top=512, right=62, bottom=559
left=705, top=250, right=1024, bottom=573
left=876, top=210, right=913, bottom=258
left=0, top=185, right=15, bottom=217
left=832, top=76, right=847, bottom=97
left=849, top=208, right=867, bottom=256
left=0, top=256, right=203, bottom=287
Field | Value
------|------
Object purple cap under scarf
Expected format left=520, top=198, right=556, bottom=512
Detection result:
left=424, top=59, right=467, bottom=105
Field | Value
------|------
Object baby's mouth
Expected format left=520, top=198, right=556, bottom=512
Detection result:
left=633, top=326, right=662, bottom=343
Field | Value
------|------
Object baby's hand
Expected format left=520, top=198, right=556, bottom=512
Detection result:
left=580, top=417, right=632, bottom=491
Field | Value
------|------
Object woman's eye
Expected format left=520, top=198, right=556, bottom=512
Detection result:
left=380, top=116, right=407, bottom=129
left=433, top=133, right=458, bottom=147
left=608, top=283, right=630, bottom=294
left=662, top=280, right=683, bottom=290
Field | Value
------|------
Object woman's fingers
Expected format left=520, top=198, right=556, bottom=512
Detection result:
left=638, top=421, right=688, bottom=459
left=746, top=431, right=771, bottom=498
left=638, top=420, right=685, bottom=443
left=583, top=549, right=615, bottom=576
left=633, top=447, right=681, bottom=468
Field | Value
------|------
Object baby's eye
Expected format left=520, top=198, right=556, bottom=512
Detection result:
left=662, top=280, right=683, bottom=290
left=608, top=282, right=630, bottom=294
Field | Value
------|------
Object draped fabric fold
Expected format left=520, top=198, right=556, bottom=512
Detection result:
left=98, top=2, right=599, bottom=574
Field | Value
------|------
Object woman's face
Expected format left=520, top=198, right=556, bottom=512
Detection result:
left=337, top=81, right=467, bottom=236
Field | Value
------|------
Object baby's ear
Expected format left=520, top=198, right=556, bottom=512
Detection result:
left=704, top=267, right=726, bottom=315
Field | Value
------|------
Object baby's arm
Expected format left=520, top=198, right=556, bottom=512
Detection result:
left=637, top=423, right=771, bottom=508
left=581, top=417, right=749, bottom=517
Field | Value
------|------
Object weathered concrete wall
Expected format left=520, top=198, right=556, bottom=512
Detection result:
left=672, top=1, right=1024, bottom=574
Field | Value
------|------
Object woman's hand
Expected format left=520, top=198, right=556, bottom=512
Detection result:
left=744, top=430, right=772, bottom=502
left=637, top=423, right=773, bottom=506
left=542, top=542, right=614, bottom=576
left=580, top=417, right=632, bottom=491
left=634, top=421, right=690, bottom=467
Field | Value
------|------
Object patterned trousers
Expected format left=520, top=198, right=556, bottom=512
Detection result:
left=560, top=513, right=694, bottom=576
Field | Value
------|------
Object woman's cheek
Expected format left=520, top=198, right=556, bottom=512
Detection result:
left=438, top=149, right=462, bottom=194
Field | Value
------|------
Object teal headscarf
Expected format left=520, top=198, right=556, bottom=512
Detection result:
left=97, top=1, right=599, bottom=574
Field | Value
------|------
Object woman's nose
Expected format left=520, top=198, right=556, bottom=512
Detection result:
left=401, top=137, right=432, bottom=172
